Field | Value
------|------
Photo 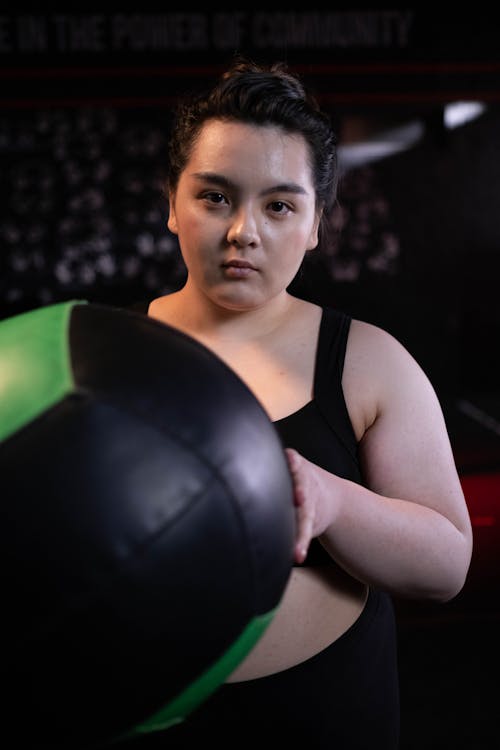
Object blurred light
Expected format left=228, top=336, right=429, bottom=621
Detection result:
left=339, top=101, right=488, bottom=172
left=338, top=120, right=424, bottom=170
left=444, top=101, right=487, bottom=129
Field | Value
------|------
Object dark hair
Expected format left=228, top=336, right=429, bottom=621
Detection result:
left=167, top=57, right=338, bottom=225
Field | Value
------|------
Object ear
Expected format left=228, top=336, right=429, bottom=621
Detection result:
left=167, top=192, right=178, bottom=235
left=306, top=208, right=323, bottom=251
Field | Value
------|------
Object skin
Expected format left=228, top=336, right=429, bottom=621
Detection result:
left=149, top=118, right=473, bottom=678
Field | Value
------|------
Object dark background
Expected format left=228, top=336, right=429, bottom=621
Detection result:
left=2, top=7, right=500, bottom=748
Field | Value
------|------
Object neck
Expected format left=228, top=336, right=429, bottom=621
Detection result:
left=161, top=285, right=298, bottom=344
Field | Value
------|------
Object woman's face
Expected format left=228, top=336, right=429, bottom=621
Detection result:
left=168, top=119, right=320, bottom=312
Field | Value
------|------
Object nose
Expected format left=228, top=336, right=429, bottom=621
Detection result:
left=226, top=207, right=259, bottom=248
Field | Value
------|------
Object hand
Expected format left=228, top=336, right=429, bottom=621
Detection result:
left=284, top=447, right=339, bottom=564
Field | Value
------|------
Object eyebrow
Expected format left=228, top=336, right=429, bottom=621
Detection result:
left=191, top=171, right=309, bottom=197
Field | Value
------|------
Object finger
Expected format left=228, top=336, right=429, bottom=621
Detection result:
left=284, top=448, right=305, bottom=507
left=294, top=503, right=314, bottom=563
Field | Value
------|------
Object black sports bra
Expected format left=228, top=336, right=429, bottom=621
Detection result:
left=273, top=307, right=363, bottom=566
left=274, top=306, right=360, bottom=482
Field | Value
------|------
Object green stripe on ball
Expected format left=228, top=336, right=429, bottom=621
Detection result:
left=126, top=607, right=276, bottom=739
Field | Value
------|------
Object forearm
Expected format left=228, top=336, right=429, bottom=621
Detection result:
left=320, top=476, right=472, bottom=602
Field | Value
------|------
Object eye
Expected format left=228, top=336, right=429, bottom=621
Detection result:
left=203, top=191, right=228, bottom=206
left=269, top=200, right=292, bottom=215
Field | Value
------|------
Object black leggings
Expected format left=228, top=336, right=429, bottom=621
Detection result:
left=133, top=588, right=400, bottom=749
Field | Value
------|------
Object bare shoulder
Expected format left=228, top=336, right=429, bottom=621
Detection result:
left=346, top=318, right=429, bottom=382
left=147, top=292, right=178, bottom=319
left=348, top=317, right=410, bottom=356
left=343, top=318, right=437, bottom=440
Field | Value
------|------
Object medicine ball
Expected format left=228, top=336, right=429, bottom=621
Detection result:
left=0, top=300, right=295, bottom=748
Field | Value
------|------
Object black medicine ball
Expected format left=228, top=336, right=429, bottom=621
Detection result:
left=0, top=300, right=295, bottom=748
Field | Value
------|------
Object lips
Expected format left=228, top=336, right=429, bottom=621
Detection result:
left=221, top=259, right=258, bottom=278
left=222, top=259, right=256, bottom=270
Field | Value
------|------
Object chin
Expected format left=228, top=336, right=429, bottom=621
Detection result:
left=211, top=289, right=264, bottom=312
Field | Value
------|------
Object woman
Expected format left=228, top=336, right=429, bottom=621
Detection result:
left=134, top=58, right=472, bottom=748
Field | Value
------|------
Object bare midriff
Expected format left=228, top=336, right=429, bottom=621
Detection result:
left=226, top=564, right=368, bottom=682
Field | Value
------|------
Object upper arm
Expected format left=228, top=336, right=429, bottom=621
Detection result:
left=344, top=320, right=472, bottom=539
